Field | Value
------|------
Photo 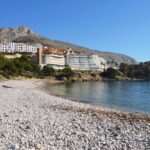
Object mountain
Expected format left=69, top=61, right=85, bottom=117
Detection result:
left=0, top=26, right=35, bottom=42
left=0, top=26, right=137, bottom=64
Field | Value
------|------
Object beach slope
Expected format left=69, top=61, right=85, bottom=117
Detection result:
left=0, top=80, right=149, bottom=149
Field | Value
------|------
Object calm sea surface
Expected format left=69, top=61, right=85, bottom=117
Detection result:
left=45, top=81, right=150, bottom=113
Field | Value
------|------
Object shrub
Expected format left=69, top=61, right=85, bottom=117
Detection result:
left=62, top=67, right=75, bottom=79
left=119, top=63, right=129, bottom=75
left=0, top=54, right=40, bottom=78
left=2, top=61, right=18, bottom=76
left=0, top=54, right=8, bottom=69
left=101, top=68, right=119, bottom=79
left=42, top=65, right=56, bottom=76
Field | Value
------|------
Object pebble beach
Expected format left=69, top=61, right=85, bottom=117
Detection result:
left=0, top=80, right=149, bottom=150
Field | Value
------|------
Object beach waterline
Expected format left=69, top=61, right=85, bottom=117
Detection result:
left=45, top=81, right=150, bottom=114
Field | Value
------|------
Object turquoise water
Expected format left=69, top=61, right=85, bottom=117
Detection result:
left=46, top=81, right=150, bottom=113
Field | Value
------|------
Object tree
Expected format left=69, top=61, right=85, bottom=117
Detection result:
left=42, top=65, right=56, bottom=76
left=2, top=61, right=18, bottom=76
left=62, top=67, right=75, bottom=79
left=119, top=63, right=129, bottom=75
left=0, top=54, right=7, bottom=69
left=101, top=67, right=119, bottom=79
left=0, top=54, right=41, bottom=78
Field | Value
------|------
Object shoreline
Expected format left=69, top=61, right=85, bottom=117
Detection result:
left=2, top=78, right=150, bottom=117
left=40, top=79, right=150, bottom=120
left=43, top=79, right=150, bottom=115
left=1, top=78, right=150, bottom=118
left=0, top=79, right=149, bottom=149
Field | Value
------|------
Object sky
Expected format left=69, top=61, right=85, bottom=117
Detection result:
left=0, top=0, right=150, bottom=62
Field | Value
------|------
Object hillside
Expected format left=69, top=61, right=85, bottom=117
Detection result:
left=0, top=26, right=137, bottom=64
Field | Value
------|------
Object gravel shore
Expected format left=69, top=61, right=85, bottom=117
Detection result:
left=0, top=80, right=149, bottom=150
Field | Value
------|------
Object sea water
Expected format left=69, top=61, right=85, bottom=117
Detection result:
left=46, top=81, right=150, bottom=113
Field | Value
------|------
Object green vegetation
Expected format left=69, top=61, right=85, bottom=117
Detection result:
left=0, top=53, right=149, bottom=81
left=0, top=54, right=75, bottom=80
left=119, top=63, right=129, bottom=76
left=119, top=62, right=150, bottom=80
left=0, top=55, right=8, bottom=69
left=41, top=65, right=56, bottom=77
left=61, top=67, right=75, bottom=79
left=0, top=54, right=40, bottom=78
left=101, top=68, right=120, bottom=79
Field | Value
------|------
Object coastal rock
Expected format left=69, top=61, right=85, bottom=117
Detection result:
left=34, top=143, right=41, bottom=149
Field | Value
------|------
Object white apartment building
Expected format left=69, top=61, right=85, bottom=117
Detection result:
left=66, top=51, right=108, bottom=71
left=16, top=43, right=38, bottom=53
left=42, top=53, right=65, bottom=69
left=38, top=47, right=108, bottom=71
left=98, top=57, right=108, bottom=71
left=0, top=42, right=42, bottom=53
left=0, top=42, right=16, bottom=53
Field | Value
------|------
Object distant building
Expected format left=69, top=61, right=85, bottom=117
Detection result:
left=42, top=54, right=65, bottom=69
left=66, top=50, right=108, bottom=71
left=0, top=42, right=16, bottom=53
left=16, top=43, right=38, bottom=53
left=0, top=42, right=42, bottom=53
left=98, top=57, right=108, bottom=71
left=38, top=46, right=66, bottom=69
left=38, top=47, right=108, bottom=71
